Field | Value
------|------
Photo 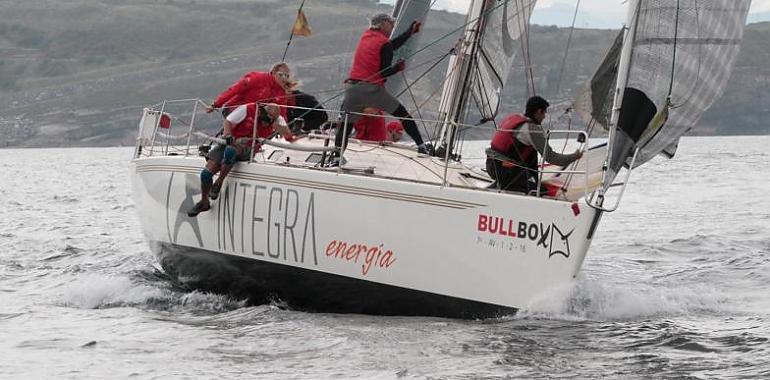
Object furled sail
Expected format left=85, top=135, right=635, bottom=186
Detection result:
left=385, top=0, right=432, bottom=96
left=603, top=0, right=750, bottom=186
left=471, top=0, right=537, bottom=120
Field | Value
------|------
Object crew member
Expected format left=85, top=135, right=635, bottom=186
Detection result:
left=334, top=13, right=432, bottom=162
left=287, top=89, right=328, bottom=132
left=188, top=103, right=294, bottom=217
left=486, top=96, right=582, bottom=194
left=206, top=62, right=294, bottom=118
left=385, top=119, right=404, bottom=142
left=354, top=110, right=387, bottom=141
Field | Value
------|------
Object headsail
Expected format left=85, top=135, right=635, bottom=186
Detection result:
left=471, top=0, right=537, bottom=120
left=602, top=0, right=750, bottom=187
left=573, top=29, right=625, bottom=133
left=385, top=0, right=432, bottom=96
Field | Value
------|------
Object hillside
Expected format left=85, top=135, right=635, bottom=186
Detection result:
left=0, top=0, right=767, bottom=147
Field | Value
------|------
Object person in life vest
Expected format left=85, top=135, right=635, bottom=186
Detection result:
left=205, top=62, right=294, bottom=119
left=351, top=110, right=405, bottom=142
left=333, top=13, right=432, bottom=163
left=485, top=96, right=582, bottom=195
left=188, top=103, right=295, bottom=217
left=354, top=110, right=387, bottom=141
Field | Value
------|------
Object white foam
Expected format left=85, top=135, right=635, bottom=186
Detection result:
left=62, top=274, right=167, bottom=309
left=520, top=276, right=726, bottom=321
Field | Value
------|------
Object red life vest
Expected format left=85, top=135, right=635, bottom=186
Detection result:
left=348, top=29, right=390, bottom=86
left=231, top=104, right=274, bottom=141
left=490, top=113, right=537, bottom=169
left=354, top=111, right=387, bottom=141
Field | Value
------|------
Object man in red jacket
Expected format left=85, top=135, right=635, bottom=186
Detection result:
left=334, top=13, right=432, bottom=163
left=188, top=64, right=296, bottom=217
left=206, top=62, right=294, bottom=117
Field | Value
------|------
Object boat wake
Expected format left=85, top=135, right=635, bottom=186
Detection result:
left=60, top=273, right=247, bottom=313
left=518, top=275, right=726, bottom=321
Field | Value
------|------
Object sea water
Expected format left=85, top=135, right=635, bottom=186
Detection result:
left=1, top=136, right=768, bottom=379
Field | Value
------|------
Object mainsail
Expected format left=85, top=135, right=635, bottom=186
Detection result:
left=471, top=0, right=537, bottom=120
left=434, top=0, right=537, bottom=154
left=599, top=0, right=750, bottom=187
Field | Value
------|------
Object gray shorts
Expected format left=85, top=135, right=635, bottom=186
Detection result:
left=340, top=82, right=401, bottom=124
left=206, top=143, right=252, bottom=164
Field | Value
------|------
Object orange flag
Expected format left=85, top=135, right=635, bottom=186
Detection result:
left=292, top=9, right=312, bottom=37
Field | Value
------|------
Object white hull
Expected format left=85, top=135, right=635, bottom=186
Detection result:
left=131, top=150, right=598, bottom=316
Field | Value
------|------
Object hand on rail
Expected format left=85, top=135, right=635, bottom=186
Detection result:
left=223, top=135, right=233, bottom=146
left=205, top=104, right=216, bottom=114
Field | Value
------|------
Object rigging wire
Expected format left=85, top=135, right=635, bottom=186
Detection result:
left=554, top=0, right=581, bottom=97
left=515, top=0, right=536, bottom=97
left=280, top=0, right=515, bottom=129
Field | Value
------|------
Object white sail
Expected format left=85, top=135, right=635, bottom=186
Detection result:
left=471, top=0, right=537, bottom=119
left=604, top=0, right=750, bottom=185
left=385, top=0, right=432, bottom=96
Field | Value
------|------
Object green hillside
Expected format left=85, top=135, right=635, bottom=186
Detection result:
left=0, top=0, right=767, bottom=147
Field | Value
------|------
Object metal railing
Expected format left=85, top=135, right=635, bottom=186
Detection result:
left=134, top=98, right=597, bottom=200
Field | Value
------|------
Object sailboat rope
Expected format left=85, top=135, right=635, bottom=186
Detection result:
left=277, top=0, right=515, bottom=127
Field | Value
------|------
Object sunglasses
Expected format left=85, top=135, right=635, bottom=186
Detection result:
left=276, top=72, right=291, bottom=79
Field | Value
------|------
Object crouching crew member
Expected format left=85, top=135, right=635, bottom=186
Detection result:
left=188, top=103, right=294, bottom=217
left=486, top=96, right=582, bottom=195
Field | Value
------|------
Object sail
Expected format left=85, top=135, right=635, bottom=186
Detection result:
left=573, top=29, right=625, bottom=133
left=385, top=0, right=432, bottom=96
left=605, top=0, right=750, bottom=185
left=471, top=0, right=537, bottom=120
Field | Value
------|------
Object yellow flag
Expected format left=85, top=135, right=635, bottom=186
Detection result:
left=292, top=9, right=312, bottom=37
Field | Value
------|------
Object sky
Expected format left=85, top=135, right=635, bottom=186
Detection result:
left=382, top=0, right=770, bottom=28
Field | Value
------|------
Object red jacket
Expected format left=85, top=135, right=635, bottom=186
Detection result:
left=348, top=29, right=390, bottom=86
left=354, top=111, right=387, bottom=141
left=213, top=71, right=288, bottom=117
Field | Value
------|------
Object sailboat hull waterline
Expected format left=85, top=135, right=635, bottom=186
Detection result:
left=131, top=152, right=597, bottom=318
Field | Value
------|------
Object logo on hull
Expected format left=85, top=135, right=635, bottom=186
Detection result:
left=476, top=214, right=574, bottom=259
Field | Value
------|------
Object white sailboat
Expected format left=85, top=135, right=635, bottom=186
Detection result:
left=130, top=0, right=750, bottom=318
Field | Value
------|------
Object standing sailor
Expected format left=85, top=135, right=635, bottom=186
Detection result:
left=334, top=13, right=432, bottom=162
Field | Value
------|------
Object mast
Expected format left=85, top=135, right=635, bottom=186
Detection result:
left=434, top=0, right=486, bottom=159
